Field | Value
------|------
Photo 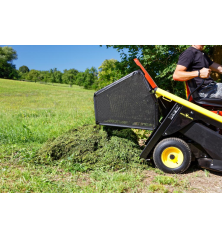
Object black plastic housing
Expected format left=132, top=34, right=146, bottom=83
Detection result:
left=94, top=70, right=159, bottom=130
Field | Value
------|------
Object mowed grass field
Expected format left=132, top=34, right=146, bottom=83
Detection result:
left=0, top=79, right=148, bottom=193
left=1, top=78, right=221, bottom=193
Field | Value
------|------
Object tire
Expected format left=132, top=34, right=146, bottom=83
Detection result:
left=153, top=137, right=191, bottom=174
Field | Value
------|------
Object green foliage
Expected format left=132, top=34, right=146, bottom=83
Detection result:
left=97, top=59, right=122, bottom=88
left=0, top=46, right=17, bottom=62
left=62, top=68, right=78, bottom=86
left=0, top=61, right=18, bottom=79
left=53, top=68, right=63, bottom=84
left=75, top=72, right=85, bottom=86
left=18, top=67, right=98, bottom=90
left=82, top=67, right=98, bottom=89
left=0, top=46, right=18, bottom=79
left=26, top=69, right=40, bottom=82
left=19, top=65, right=29, bottom=73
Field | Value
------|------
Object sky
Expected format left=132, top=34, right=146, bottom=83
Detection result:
left=1, top=45, right=124, bottom=72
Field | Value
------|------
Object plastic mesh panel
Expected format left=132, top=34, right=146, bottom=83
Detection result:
left=94, top=70, right=158, bottom=130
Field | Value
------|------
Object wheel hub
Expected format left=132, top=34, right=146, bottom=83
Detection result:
left=161, top=147, right=184, bottom=168
left=170, top=154, right=175, bottom=160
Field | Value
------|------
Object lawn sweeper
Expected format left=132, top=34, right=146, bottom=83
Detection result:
left=94, top=59, right=222, bottom=174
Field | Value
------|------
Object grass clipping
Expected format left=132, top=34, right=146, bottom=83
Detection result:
left=36, top=125, right=145, bottom=172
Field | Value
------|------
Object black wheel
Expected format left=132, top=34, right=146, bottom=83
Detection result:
left=153, top=137, right=191, bottom=174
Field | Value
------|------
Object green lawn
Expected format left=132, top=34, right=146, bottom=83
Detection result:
left=0, top=79, right=95, bottom=148
left=0, top=79, right=150, bottom=193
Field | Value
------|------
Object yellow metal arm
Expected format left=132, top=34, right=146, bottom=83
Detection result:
left=155, top=88, right=222, bottom=123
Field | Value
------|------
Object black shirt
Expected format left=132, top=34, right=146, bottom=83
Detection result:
left=177, top=46, right=214, bottom=87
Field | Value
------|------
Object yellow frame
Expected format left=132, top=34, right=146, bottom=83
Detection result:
left=155, top=88, right=222, bottom=124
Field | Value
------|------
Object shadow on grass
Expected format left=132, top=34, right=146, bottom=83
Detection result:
left=146, top=160, right=214, bottom=175
left=187, top=162, right=222, bottom=177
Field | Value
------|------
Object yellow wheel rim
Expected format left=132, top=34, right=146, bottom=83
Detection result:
left=161, top=147, right=184, bottom=168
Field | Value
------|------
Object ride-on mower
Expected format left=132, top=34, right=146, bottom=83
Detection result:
left=94, top=59, right=222, bottom=174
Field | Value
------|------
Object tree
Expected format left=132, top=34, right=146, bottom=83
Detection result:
left=97, top=59, right=121, bottom=89
left=0, top=46, right=18, bottom=79
left=82, top=67, right=98, bottom=89
left=0, top=46, right=17, bottom=62
left=54, top=69, right=63, bottom=84
left=50, top=68, right=56, bottom=84
left=42, top=71, right=51, bottom=84
left=19, top=65, right=29, bottom=73
left=62, top=68, right=79, bottom=86
left=76, top=72, right=86, bottom=86
left=26, top=70, right=40, bottom=82
left=106, top=45, right=222, bottom=97
left=0, top=61, right=18, bottom=79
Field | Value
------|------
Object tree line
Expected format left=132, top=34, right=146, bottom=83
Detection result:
left=1, top=45, right=222, bottom=96
left=18, top=66, right=98, bottom=89
left=18, top=60, right=120, bottom=90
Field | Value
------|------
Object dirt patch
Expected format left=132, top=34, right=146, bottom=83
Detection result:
left=141, top=163, right=222, bottom=193
left=178, top=167, right=222, bottom=193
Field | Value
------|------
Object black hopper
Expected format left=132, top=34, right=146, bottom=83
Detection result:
left=94, top=70, right=159, bottom=130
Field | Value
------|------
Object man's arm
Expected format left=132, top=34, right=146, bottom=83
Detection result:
left=173, top=65, right=211, bottom=81
left=209, top=62, right=222, bottom=74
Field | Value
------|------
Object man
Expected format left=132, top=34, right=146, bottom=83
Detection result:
left=173, top=45, right=222, bottom=99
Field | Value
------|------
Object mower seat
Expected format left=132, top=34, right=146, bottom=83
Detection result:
left=185, top=80, right=222, bottom=109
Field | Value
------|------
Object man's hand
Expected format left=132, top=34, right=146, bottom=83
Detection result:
left=200, top=68, right=211, bottom=78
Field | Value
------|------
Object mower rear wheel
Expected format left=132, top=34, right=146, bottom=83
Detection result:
left=153, top=138, right=191, bottom=174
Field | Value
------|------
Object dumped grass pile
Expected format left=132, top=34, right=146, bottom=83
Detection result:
left=35, top=125, right=145, bottom=172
